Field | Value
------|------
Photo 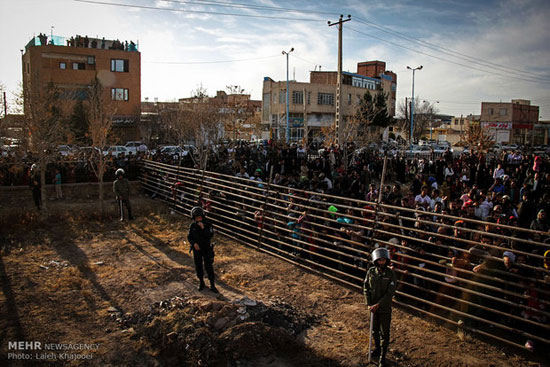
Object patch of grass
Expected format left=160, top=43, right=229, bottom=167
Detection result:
left=42, top=266, right=85, bottom=292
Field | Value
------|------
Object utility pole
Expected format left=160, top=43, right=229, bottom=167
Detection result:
left=407, top=65, right=423, bottom=149
left=405, top=97, right=409, bottom=142
left=1, top=91, right=7, bottom=131
left=3, top=91, right=7, bottom=118
left=282, top=48, right=294, bottom=143
left=328, top=14, right=351, bottom=147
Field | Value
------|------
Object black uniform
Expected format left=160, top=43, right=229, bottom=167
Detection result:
left=30, top=171, right=41, bottom=210
left=113, top=176, right=133, bottom=220
left=187, top=219, right=216, bottom=286
left=363, top=264, right=397, bottom=366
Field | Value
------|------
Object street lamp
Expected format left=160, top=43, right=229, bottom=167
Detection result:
left=407, top=65, right=423, bottom=148
left=282, top=47, right=294, bottom=143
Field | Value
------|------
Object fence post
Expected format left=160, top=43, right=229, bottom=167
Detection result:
left=257, top=165, right=274, bottom=248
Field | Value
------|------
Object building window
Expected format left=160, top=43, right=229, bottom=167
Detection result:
left=59, top=62, right=66, bottom=69
left=348, top=93, right=352, bottom=105
left=111, top=59, right=129, bottom=72
left=111, top=88, right=129, bottom=101
left=292, top=91, right=303, bottom=105
left=307, top=92, right=311, bottom=105
left=488, top=108, right=494, bottom=115
left=317, top=92, right=334, bottom=106
left=87, top=56, right=95, bottom=65
left=279, top=90, right=286, bottom=104
left=500, top=108, right=507, bottom=116
left=72, top=62, right=85, bottom=70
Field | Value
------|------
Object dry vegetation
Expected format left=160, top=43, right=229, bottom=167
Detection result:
left=0, top=195, right=545, bottom=366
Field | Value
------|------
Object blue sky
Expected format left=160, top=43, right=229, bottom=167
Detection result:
left=1, top=0, right=549, bottom=118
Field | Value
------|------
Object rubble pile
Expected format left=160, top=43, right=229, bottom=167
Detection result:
left=115, top=295, right=323, bottom=366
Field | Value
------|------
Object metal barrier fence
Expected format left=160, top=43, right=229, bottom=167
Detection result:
left=140, top=159, right=550, bottom=352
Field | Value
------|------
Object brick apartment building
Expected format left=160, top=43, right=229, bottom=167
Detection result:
left=22, top=34, right=141, bottom=142
left=262, top=60, right=397, bottom=142
left=480, top=99, right=539, bottom=145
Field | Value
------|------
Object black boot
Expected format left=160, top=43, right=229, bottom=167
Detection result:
left=378, top=346, right=388, bottom=367
left=371, top=345, right=381, bottom=360
left=198, top=279, right=206, bottom=291
left=209, top=280, right=219, bottom=293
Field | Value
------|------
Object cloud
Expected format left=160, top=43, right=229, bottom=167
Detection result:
left=1, top=0, right=548, bottom=118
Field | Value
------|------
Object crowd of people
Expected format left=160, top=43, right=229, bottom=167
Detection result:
left=2, top=138, right=548, bottom=348
left=35, top=32, right=137, bottom=51
left=0, top=150, right=143, bottom=187
left=145, top=140, right=549, bottom=349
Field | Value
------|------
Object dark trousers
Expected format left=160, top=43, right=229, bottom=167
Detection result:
left=193, top=247, right=214, bottom=282
left=373, top=311, right=392, bottom=349
left=118, top=199, right=133, bottom=220
left=32, top=188, right=41, bottom=210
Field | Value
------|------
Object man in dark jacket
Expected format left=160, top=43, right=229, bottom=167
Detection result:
left=113, top=168, right=133, bottom=221
left=188, top=206, right=218, bottom=293
left=363, top=247, right=397, bottom=367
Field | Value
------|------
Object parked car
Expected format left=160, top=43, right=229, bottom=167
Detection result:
left=501, top=144, right=519, bottom=151
left=125, top=141, right=148, bottom=155
left=57, top=144, right=75, bottom=157
left=533, top=145, right=550, bottom=154
left=103, top=145, right=129, bottom=157
left=181, top=144, right=197, bottom=155
left=78, top=146, right=102, bottom=158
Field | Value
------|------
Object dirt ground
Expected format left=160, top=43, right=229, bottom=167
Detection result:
left=0, top=195, right=547, bottom=367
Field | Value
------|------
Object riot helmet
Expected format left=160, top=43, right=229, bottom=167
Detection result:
left=372, top=248, right=390, bottom=263
left=191, top=206, right=205, bottom=219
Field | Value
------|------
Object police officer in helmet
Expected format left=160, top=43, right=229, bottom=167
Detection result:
left=188, top=206, right=218, bottom=293
left=113, top=168, right=133, bottom=221
left=363, top=247, right=397, bottom=367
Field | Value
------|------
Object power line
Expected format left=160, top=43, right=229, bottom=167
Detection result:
left=353, top=17, right=550, bottom=82
left=421, top=97, right=480, bottom=105
left=144, top=54, right=281, bottom=64
left=163, top=1, right=550, bottom=82
left=347, top=26, right=549, bottom=85
left=292, top=54, right=321, bottom=66
left=73, top=0, right=323, bottom=21
left=165, top=0, right=338, bottom=16
left=74, top=0, right=550, bottom=85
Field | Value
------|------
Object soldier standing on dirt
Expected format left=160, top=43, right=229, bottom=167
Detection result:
left=29, top=164, right=41, bottom=211
left=113, top=168, right=133, bottom=221
left=188, top=206, right=218, bottom=293
left=363, top=248, right=397, bottom=367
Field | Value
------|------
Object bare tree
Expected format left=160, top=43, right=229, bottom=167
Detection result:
left=226, top=85, right=245, bottom=94
left=0, top=82, right=6, bottom=120
left=459, top=122, right=494, bottom=152
left=320, top=91, right=392, bottom=167
left=0, top=82, right=6, bottom=135
left=159, top=107, right=194, bottom=146
left=87, top=76, right=116, bottom=213
left=243, top=113, right=262, bottom=141
left=397, top=98, right=439, bottom=142
left=23, top=81, right=71, bottom=213
left=191, top=98, right=223, bottom=171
